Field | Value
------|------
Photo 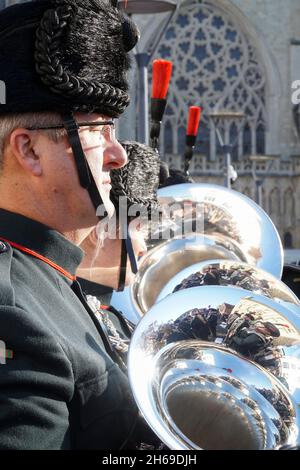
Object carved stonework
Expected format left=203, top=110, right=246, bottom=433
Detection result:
left=150, top=0, right=300, bottom=248
left=156, top=0, right=267, bottom=161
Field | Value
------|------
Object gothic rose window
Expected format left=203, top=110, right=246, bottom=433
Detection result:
left=156, top=1, right=267, bottom=167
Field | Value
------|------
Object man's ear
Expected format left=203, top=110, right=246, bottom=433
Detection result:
left=9, top=129, right=42, bottom=176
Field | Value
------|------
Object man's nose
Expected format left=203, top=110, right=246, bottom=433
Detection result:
left=103, top=140, right=128, bottom=170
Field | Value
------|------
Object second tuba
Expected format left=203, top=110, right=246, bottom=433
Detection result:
left=125, top=183, right=300, bottom=449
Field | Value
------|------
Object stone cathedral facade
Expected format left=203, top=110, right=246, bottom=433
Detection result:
left=1, top=0, right=300, bottom=249
left=123, top=0, right=300, bottom=249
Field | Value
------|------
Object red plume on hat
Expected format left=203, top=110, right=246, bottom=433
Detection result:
left=152, top=60, right=173, bottom=100
left=150, top=59, right=173, bottom=150
left=184, top=106, right=202, bottom=175
left=187, top=107, right=202, bottom=137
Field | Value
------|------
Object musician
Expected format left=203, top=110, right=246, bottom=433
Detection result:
left=0, top=0, right=155, bottom=450
left=78, top=141, right=160, bottom=294
left=77, top=141, right=161, bottom=370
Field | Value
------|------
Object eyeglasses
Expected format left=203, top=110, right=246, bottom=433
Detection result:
left=26, top=120, right=116, bottom=140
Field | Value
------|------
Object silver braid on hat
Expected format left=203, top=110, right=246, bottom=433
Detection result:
left=34, top=3, right=130, bottom=114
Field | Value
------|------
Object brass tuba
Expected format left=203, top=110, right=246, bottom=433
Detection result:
left=129, top=287, right=300, bottom=449
left=112, top=183, right=289, bottom=320
left=124, top=183, right=300, bottom=449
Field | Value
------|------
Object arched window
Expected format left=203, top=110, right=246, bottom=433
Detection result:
left=163, top=121, right=173, bottom=154
left=256, top=122, right=266, bottom=155
left=157, top=1, right=267, bottom=165
left=284, top=232, right=293, bottom=249
left=195, top=120, right=210, bottom=156
left=229, top=122, right=238, bottom=161
left=261, top=187, right=267, bottom=212
left=283, top=188, right=296, bottom=229
left=243, top=122, right=252, bottom=156
left=178, top=126, right=186, bottom=156
left=269, top=188, right=281, bottom=226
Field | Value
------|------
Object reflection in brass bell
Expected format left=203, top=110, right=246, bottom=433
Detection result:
left=129, top=286, right=300, bottom=450
left=122, top=183, right=300, bottom=449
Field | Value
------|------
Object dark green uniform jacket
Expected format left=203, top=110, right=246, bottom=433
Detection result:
left=0, top=209, right=145, bottom=450
left=77, top=279, right=113, bottom=308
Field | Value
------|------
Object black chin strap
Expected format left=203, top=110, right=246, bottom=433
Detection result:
left=62, top=112, right=139, bottom=292
left=117, top=222, right=138, bottom=292
left=62, top=112, right=104, bottom=211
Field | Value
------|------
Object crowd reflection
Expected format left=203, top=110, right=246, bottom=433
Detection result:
left=173, top=263, right=273, bottom=298
left=143, top=300, right=299, bottom=393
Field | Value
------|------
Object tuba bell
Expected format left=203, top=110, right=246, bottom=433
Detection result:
left=112, top=183, right=286, bottom=321
left=128, top=286, right=300, bottom=450
left=124, top=183, right=300, bottom=449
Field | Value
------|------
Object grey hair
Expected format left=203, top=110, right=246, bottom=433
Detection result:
left=0, top=112, right=67, bottom=170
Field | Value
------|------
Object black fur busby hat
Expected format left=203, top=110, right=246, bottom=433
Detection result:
left=0, top=0, right=139, bottom=117
left=159, top=165, right=195, bottom=187
left=111, top=141, right=161, bottom=215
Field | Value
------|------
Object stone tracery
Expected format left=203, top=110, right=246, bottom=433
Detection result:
left=157, top=1, right=267, bottom=162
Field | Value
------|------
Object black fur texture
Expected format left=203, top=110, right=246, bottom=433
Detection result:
left=111, top=141, right=161, bottom=215
left=159, top=167, right=195, bottom=187
left=0, top=0, right=139, bottom=117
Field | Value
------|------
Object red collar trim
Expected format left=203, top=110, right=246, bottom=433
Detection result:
left=0, top=238, right=76, bottom=282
